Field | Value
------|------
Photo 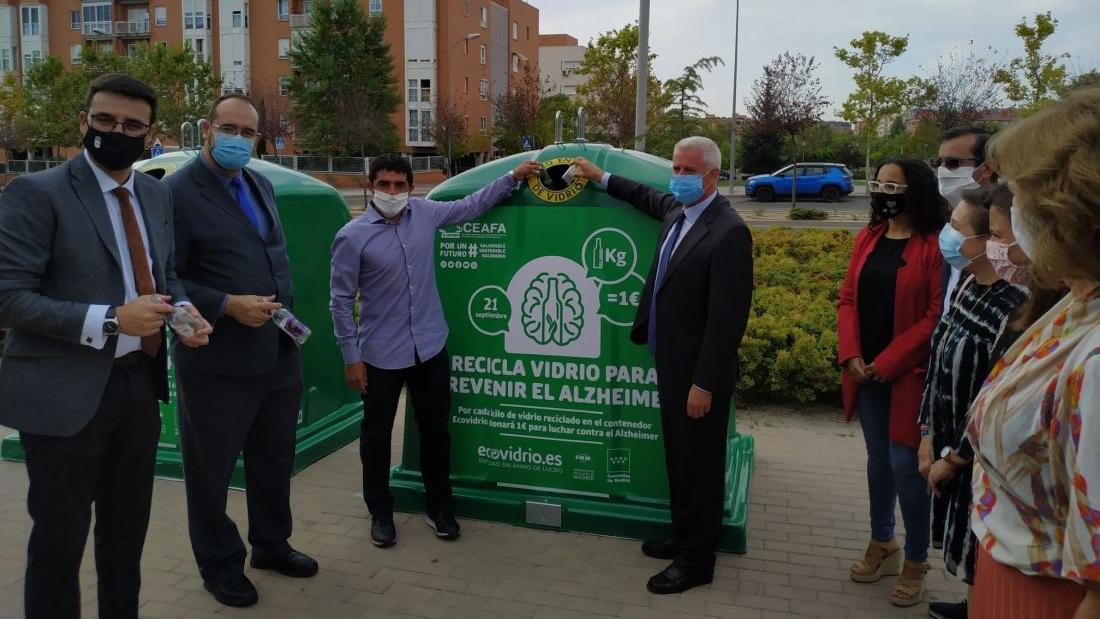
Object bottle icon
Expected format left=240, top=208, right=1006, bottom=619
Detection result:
left=591, top=237, right=605, bottom=270
left=273, top=308, right=312, bottom=346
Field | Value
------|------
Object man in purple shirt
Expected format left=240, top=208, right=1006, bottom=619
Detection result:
left=330, top=153, right=541, bottom=547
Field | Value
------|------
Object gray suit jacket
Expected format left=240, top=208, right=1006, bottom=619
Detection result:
left=0, top=154, right=187, bottom=437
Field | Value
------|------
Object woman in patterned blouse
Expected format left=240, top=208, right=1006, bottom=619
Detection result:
left=966, top=88, right=1100, bottom=619
left=916, top=183, right=1028, bottom=617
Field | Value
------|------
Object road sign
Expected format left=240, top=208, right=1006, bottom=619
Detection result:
left=521, top=135, right=535, bottom=151
left=275, top=136, right=286, bottom=151
left=150, top=138, right=164, bottom=158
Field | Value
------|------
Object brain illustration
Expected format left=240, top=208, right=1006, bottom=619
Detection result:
left=520, top=272, right=585, bottom=346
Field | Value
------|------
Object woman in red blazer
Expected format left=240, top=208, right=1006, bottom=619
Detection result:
left=837, top=158, right=947, bottom=607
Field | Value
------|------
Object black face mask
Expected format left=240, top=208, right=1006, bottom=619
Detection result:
left=871, top=192, right=909, bottom=219
left=83, top=126, right=146, bottom=171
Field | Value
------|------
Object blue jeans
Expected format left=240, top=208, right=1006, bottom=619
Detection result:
left=858, top=382, right=930, bottom=562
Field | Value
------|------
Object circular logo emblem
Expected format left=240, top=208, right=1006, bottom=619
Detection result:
left=527, top=157, right=589, bottom=204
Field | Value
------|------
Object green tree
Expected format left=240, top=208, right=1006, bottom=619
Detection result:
left=575, top=23, right=668, bottom=147
left=492, top=61, right=545, bottom=154
left=126, top=44, right=220, bottom=140
left=834, top=31, right=927, bottom=179
left=921, top=44, right=1005, bottom=131
left=737, top=124, right=784, bottom=175
left=664, top=56, right=723, bottom=140
left=429, top=100, right=472, bottom=175
left=994, top=12, right=1069, bottom=114
left=288, top=0, right=400, bottom=155
left=1061, top=69, right=1100, bottom=96
left=23, top=56, right=87, bottom=153
left=0, top=73, right=30, bottom=155
left=535, top=93, right=578, bottom=146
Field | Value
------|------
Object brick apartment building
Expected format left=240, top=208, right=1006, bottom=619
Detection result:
left=0, top=0, right=539, bottom=162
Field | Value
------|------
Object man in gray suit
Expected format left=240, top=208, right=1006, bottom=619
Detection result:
left=0, top=74, right=212, bottom=619
left=167, top=93, right=316, bottom=608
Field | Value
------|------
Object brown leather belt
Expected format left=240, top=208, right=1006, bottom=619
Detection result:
left=113, top=351, right=150, bottom=367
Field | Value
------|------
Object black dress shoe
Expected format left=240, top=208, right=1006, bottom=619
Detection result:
left=425, top=511, right=461, bottom=540
left=641, top=539, right=677, bottom=560
left=371, top=513, right=397, bottom=547
left=646, top=562, right=713, bottom=595
left=204, top=573, right=258, bottom=607
left=250, top=549, right=319, bottom=578
left=928, top=599, right=968, bottom=619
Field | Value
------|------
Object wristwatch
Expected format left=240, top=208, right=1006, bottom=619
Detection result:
left=940, top=446, right=952, bottom=459
left=103, top=306, right=120, bottom=337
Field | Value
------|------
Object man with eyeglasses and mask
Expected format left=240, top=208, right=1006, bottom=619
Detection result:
left=0, top=73, right=212, bottom=618
left=166, top=93, right=316, bottom=608
left=933, top=127, right=997, bottom=318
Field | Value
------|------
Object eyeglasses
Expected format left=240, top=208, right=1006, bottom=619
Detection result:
left=931, top=156, right=981, bottom=170
left=868, top=181, right=908, bottom=195
left=212, top=122, right=259, bottom=141
left=88, top=112, right=151, bottom=138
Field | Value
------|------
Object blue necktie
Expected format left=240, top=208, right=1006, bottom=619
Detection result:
left=648, top=213, right=685, bottom=355
left=230, top=175, right=263, bottom=234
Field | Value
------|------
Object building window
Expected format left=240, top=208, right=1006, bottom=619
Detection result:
left=81, top=4, right=112, bottom=36
left=480, top=6, right=487, bottom=28
left=463, top=0, right=468, bottom=16
left=479, top=79, right=488, bottom=101
left=526, top=26, right=530, bottom=40
left=155, top=6, right=167, bottom=26
left=196, top=10, right=206, bottom=28
left=420, top=110, right=431, bottom=142
left=71, top=44, right=83, bottom=64
left=70, top=10, right=80, bottom=30
left=420, top=78, right=431, bottom=103
left=480, top=44, right=486, bottom=65
left=512, top=21, right=517, bottom=40
left=512, top=53, right=519, bottom=73
left=1, top=49, right=10, bottom=73
left=232, top=10, right=242, bottom=28
left=480, top=115, right=487, bottom=134
left=464, top=77, right=468, bottom=93
left=463, top=39, right=468, bottom=55
left=279, top=76, right=290, bottom=96
left=407, top=79, right=418, bottom=103
left=244, top=3, right=249, bottom=27
left=408, top=109, right=418, bottom=142
left=21, top=6, right=40, bottom=37
left=184, top=11, right=194, bottom=28
left=277, top=0, right=289, bottom=20
left=368, top=0, right=381, bottom=15
left=278, top=38, right=290, bottom=58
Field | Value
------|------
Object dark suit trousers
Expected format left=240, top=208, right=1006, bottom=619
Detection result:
left=656, top=367, right=733, bottom=574
left=360, top=349, right=453, bottom=516
left=176, top=345, right=302, bottom=585
left=21, top=359, right=161, bottom=619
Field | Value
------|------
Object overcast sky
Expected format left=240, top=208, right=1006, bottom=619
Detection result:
left=530, top=0, right=1100, bottom=121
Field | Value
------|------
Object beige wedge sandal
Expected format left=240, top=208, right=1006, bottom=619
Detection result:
left=889, top=559, right=930, bottom=607
left=849, top=538, right=902, bottom=583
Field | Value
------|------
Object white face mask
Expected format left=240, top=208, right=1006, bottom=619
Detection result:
left=372, top=191, right=409, bottom=219
left=1010, top=203, right=1037, bottom=261
left=937, top=166, right=980, bottom=207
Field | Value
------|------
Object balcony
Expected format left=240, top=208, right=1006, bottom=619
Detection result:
left=82, top=21, right=113, bottom=38
left=289, top=13, right=310, bottom=29
left=115, top=20, right=150, bottom=37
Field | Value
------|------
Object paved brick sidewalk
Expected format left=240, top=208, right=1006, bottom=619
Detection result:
left=0, top=405, right=964, bottom=618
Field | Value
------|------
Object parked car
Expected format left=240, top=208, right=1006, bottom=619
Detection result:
left=745, top=163, right=854, bottom=202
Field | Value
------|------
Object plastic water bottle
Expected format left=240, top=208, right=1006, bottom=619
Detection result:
left=273, top=308, right=311, bottom=346
left=166, top=306, right=202, bottom=337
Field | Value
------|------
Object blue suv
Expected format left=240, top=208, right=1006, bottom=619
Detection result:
left=745, top=163, right=854, bottom=202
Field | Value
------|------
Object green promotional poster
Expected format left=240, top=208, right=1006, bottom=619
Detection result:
left=391, top=144, right=753, bottom=552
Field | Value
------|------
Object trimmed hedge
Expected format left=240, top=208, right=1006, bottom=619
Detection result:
left=737, top=227, right=854, bottom=404
left=789, top=206, right=830, bottom=221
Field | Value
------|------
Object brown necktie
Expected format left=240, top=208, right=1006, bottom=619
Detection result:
left=112, top=186, right=161, bottom=357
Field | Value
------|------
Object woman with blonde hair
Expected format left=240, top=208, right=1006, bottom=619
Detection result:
left=965, top=88, right=1100, bottom=618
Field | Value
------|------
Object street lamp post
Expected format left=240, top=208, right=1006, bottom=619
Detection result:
left=634, top=0, right=650, bottom=151
left=446, top=33, right=481, bottom=177
left=728, top=0, right=740, bottom=191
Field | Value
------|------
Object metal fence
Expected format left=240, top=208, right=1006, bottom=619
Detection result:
left=260, top=155, right=445, bottom=174
left=3, top=160, right=66, bottom=174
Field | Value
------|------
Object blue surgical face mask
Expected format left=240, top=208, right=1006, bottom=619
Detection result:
left=211, top=133, right=255, bottom=171
left=939, top=223, right=984, bottom=270
left=669, top=174, right=705, bottom=205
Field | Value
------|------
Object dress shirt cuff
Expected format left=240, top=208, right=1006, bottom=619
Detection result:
left=81, top=304, right=110, bottom=350
left=692, top=384, right=711, bottom=395
left=599, top=172, right=612, bottom=187
left=339, top=340, right=362, bottom=365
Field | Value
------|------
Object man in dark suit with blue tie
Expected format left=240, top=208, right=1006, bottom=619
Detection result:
left=573, top=137, right=753, bottom=594
left=166, top=94, right=317, bottom=608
